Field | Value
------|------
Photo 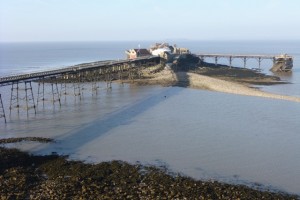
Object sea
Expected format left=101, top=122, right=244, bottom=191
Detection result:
left=0, top=41, right=300, bottom=195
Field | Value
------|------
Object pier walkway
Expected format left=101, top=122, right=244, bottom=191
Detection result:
left=0, top=56, right=160, bottom=123
left=196, top=53, right=293, bottom=71
left=0, top=56, right=159, bottom=86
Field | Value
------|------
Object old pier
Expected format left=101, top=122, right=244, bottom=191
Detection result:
left=0, top=56, right=160, bottom=123
left=0, top=47, right=294, bottom=123
left=197, top=53, right=293, bottom=71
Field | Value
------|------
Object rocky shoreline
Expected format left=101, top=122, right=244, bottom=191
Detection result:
left=0, top=137, right=299, bottom=199
left=193, top=65, right=287, bottom=85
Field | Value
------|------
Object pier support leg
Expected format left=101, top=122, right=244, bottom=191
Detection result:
left=229, top=57, right=233, bottom=68
left=73, top=81, right=81, bottom=100
left=60, top=81, right=68, bottom=102
left=9, top=81, right=36, bottom=116
left=25, top=82, right=29, bottom=116
left=0, top=94, right=7, bottom=123
left=91, top=72, right=99, bottom=96
left=72, top=73, right=83, bottom=100
left=215, top=57, right=218, bottom=66
left=24, top=81, right=36, bottom=116
left=105, top=69, right=112, bottom=89
left=91, top=80, right=98, bottom=95
left=243, top=57, right=247, bottom=68
left=9, top=82, right=20, bottom=115
left=51, top=80, right=61, bottom=107
left=118, top=69, right=123, bottom=84
left=73, top=83, right=81, bottom=97
left=37, top=78, right=45, bottom=108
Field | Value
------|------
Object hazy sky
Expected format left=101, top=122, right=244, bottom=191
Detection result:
left=0, top=0, right=299, bottom=42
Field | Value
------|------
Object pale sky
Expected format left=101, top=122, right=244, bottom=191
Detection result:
left=0, top=0, right=299, bottom=42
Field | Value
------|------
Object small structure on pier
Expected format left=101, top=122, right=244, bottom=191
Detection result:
left=148, top=43, right=191, bottom=62
left=125, top=49, right=151, bottom=59
left=126, top=43, right=191, bottom=61
left=149, top=43, right=190, bottom=56
left=271, top=54, right=293, bottom=72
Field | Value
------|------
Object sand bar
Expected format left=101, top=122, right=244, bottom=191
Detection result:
left=136, top=69, right=300, bottom=103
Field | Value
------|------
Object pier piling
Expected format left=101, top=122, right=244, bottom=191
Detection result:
left=24, top=81, right=36, bottom=116
left=51, top=80, right=61, bottom=107
left=9, top=81, right=36, bottom=116
left=37, top=78, right=45, bottom=108
left=9, top=82, right=20, bottom=115
left=0, top=94, right=6, bottom=123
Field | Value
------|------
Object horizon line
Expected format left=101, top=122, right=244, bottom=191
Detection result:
left=1, top=39, right=300, bottom=43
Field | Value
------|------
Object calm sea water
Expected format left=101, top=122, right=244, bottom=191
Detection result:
left=1, top=41, right=300, bottom=96
left=0, top=41, right=300, bottom=195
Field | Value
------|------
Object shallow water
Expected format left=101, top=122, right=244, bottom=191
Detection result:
left=1, top=41, right=300, bottom=195
left=1, top=83, right=300, bottom=195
